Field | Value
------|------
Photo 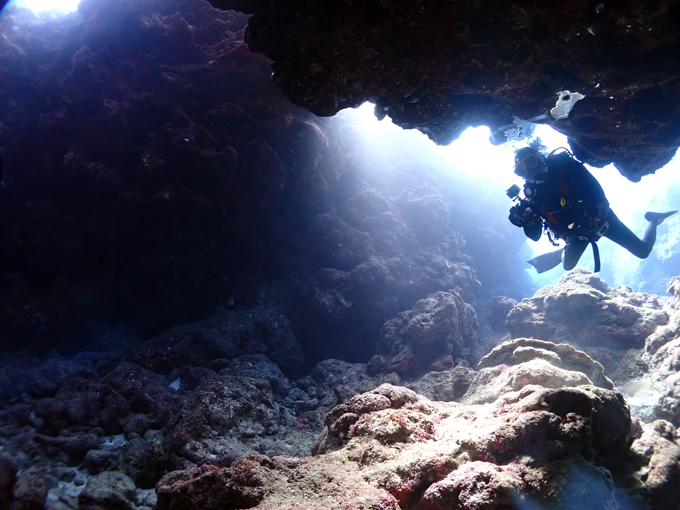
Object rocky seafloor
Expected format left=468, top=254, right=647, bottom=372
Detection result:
left=0, top=268, right=679, bottom=510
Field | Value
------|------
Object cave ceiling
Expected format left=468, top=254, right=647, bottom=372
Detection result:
left=208, top=0, right=680, bottom=181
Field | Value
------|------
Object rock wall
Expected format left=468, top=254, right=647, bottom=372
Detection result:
left=1, top=0, right=523, bottom=365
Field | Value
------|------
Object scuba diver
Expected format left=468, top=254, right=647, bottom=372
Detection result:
left=508, top=146, right=677, bottom=273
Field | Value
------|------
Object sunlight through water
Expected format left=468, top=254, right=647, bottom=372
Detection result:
left=6, top=0, right=80, bottom=14
left=346, top=102, right=680, bottom=292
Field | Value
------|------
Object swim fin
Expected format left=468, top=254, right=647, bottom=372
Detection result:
left=644, top=210, right=677, bottom=225
left=527, top=247, right=565, bottom=274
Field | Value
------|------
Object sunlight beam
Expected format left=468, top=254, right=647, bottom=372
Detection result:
left=8, top=0, right=80, bottom=14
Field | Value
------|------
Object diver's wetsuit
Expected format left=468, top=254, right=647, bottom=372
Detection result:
left=562, top=209, right=657, bottom=270
left=526, top=150, right=660, bottom=270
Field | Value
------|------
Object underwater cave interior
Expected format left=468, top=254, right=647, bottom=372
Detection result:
left=0, top=0, right=680, bottom=509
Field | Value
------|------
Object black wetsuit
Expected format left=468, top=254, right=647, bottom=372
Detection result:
left=525, top=151, right=654, bottom=270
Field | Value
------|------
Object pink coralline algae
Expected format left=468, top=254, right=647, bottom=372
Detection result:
left=155, top=378, right=676, bottom=509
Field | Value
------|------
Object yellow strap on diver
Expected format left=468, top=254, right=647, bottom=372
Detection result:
left=560, top=197, right=567, bottom=207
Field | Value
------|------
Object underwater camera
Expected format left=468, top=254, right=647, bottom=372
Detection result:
left=508, top=202, right=529, bottom=228
left=506, top=185, right=543, bottom=241
left=506, top=184, right=521, bottom=200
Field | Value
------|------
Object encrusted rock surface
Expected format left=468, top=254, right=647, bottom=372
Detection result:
left=628, top=419, right=680, bottom=510
left=506, top=268, right=668, bottom=349
left=0, top=347, right=391, bottom=507
left=368, top=290, right=479, bottom=379
left=501, top=270, right=680, bottom=429
left=1, top=277, right=680, bottom=509
left=78, top=471, right=138, bottom=510
left=127, top=308, right=304, bottom=377
left=461, top=337, right=613, bottom=405
left=490, top=271, right=680, bottom=433
left=406, top=364, right=477, bottom=403
left=615, top=275, right=680, bottom=426
left=155, top=382, right=679, bottom=510
left=210, top=0, right=680, bottom=179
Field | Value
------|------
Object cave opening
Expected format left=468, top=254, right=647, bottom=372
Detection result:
left=1, top=2, right=680, bottom=508
left=340, top=101, right=680, bottom=296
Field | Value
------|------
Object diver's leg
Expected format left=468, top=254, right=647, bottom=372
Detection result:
left=645, top=210, right=678, bottom=224
left=563, top=237, right=590, bottom=270
left=643, top=210, right=678, bottom=247
left=603, top=209, right=654, bottom=259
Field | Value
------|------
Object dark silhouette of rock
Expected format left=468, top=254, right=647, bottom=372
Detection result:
left=0, top=454, right=16, bottom=510
left=0, top=0, right=343, bottom=354
left=369, top=290, right=479, bottom=379
left=127, top=307, right=304, bottom=377
left=487, top=295, right=519, bottom=329
left=0, top=0, right=504, bottom=366
left=210, top=0, right=680, bottom=180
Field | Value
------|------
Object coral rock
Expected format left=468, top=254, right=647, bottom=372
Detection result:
left=471, top=337, right=614, bottom=398
left=407, top=365, right=477, bottom=402
left=487, top=296, right=519, bottom=329
left=629, top=420, right=680, bottom=509
left=78, top=471, right=137, bottom=510
left=0, top=455, right=17, bottom=510
left=506, top=269, right=668, bottom=349
left=127, top=309, right=304, bottom=377
left=370, top=291, right=479, bottom=379
left=155, top=382, right=644, bottom=509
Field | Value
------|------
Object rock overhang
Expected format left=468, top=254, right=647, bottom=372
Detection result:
left=208, top=0, right=680, bottom=181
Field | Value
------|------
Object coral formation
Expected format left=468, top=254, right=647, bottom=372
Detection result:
left=506, top=268, right=669, bottom=349
left=154, top=381, right=678, bottom=510
left=368, top=290, right=479, bottom=379
left=461, top=337, right=614, bottom=405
